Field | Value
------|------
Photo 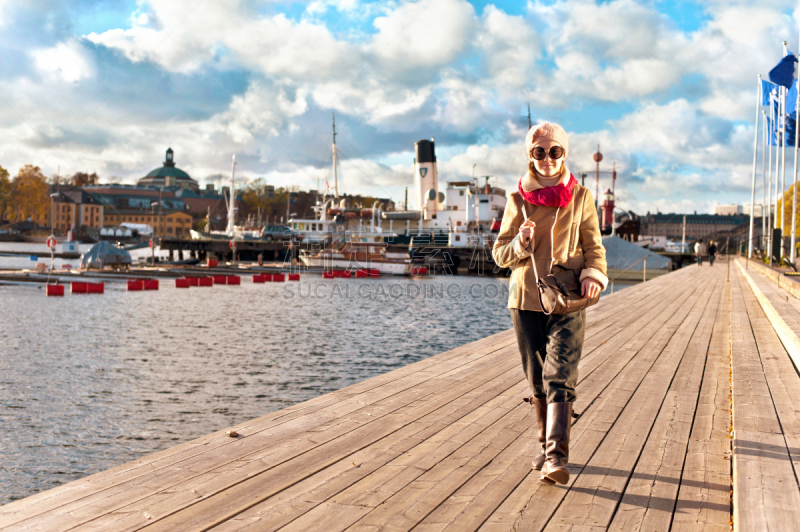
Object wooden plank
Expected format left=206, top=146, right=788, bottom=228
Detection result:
left=205, top=270, right=709, bottom=532
left=736, top=259, right=800, bottom=373
left=736, top=266, right=800, bottom=488
left=607, top=273, right=726, bottom=530
left=344, top=267, right=718, bottom=531
left=729, top=267, right=800, bottom=532
left=481, top=265, right=720, bottom=530
left=542, top=270, right=722, bottom=529
left=672, top=275, right=733, bottom=531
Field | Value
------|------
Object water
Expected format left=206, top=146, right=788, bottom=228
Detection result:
left=0, top=246, right=516, bottom=504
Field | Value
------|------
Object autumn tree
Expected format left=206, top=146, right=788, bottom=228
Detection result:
left=0, top=165, right=10, bottom=222
left=11, top=165, right=50, bottom=225
left=70, top=171, right=99, bottom=186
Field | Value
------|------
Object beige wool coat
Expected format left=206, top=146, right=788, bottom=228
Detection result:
left=492, top=171, right=608, bottom=312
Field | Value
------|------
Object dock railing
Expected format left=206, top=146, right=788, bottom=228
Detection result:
left=609, top=255, right=647, bottom=293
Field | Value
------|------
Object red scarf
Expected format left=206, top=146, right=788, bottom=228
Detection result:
left=518, top=173, right=577, bottom=208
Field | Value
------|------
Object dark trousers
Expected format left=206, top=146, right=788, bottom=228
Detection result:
left=709, top=254, right=716, bottom=265
left=510, top=308, right=585, bottom=403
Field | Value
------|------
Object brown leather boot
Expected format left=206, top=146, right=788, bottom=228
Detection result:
left=529, top=396, right=547, bottom=470
left=540, top=402, right=573, bottom=485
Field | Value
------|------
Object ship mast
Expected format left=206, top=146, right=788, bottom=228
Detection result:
left=332, top=113, right=339, bottom=200
left=227, top=154, right=236, bottom=237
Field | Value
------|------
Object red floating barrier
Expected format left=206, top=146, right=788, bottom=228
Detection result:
left=206, top=259, right=218, bottom=268
left=127, top=280, right=144, bottom=291
left=368, top=269, right=380, bottom=278
left=253, top=274, right=266, bottom=283
left=340, top=270, right=352, bottom=278
left=411, top=266, right=429, bottom=276
left=187, top=277, right=200, bottom=286
left=143, top=279, right=159, bottom=290
left=71, top=282, right=88, bottom=293
left=175, top=278, right=190, bottom=288
left=86, top=282, right=104, bottom=294
left=213, top=275, right=228, bottom=285
left=355, top=270, right=368, bottom=278
left=46, top=284, right=64, bottom=296
left=61, top=264, right=73, bottom=270
left=198, top=277, right=213, bottom=287
left=322, top=271, right=336, bottom=279
left=288, top=273, right=300, bottom=281
left=226, top=275, right=241, bottom=285
left=271, top=273, right=285, bottom=282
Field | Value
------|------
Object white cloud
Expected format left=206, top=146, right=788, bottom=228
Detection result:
left=370, top=0, right=477, bottom=76
left=477, top=6, right=539, bottom=91
left=33, top=40, right=94, bottom=82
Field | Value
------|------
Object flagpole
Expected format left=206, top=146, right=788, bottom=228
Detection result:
left=749, top=75, right=762, bottom=259
left=793, top=34, right=800, bottom=263
left=780, top=41, right=789, bottom=260
left=763, top=110, right=768, bottom=251
left=769, top=90, right=775, bottom=263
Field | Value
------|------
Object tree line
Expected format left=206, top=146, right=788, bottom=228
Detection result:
left=0, top=165, right=99, bottom=225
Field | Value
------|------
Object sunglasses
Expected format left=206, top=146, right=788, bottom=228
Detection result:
left=531, top=146, right=564, bottom=160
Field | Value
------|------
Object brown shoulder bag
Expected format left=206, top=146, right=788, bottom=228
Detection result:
left=517, top=195, right=600, bottom=315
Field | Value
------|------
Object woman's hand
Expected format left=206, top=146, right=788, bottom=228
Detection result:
left=581, top=278, right=601, bottom=299
left=520, top=220, right=535, bottom=247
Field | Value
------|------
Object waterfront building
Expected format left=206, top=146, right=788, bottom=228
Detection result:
left=137, top=148, right=200, bottom=191
left=640, top=212, right=748, bottom=241
left=48, top=188, right=104, bottom=233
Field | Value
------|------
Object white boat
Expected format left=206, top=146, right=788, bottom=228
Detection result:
left=299, top=241, right=414, bottom=275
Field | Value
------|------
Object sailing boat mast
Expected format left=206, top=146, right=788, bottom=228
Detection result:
left=227, top=154, right=237, bottom=237
left=332, top=113, right=339, bottom=200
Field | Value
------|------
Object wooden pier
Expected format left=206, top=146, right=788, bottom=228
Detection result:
left=2, top=257, right=800, bottom=531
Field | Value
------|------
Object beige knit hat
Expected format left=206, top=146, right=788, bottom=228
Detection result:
left=525, top=121, right=569, bottom=159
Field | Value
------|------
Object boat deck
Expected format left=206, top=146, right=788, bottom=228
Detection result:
left=2, top=258, right=800, bottom=531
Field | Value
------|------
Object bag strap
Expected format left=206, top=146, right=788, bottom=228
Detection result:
left=516, top=194, right=546, bottom=311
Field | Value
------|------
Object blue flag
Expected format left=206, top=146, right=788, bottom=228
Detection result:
left=769, top=54, right=798, bottom=88
left=787, top=111, right=797, bottom=147
left=789, top=79, right=798, bottom=117
left=762, top=79, right=779, bottom=105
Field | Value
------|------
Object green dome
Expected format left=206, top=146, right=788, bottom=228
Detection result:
left=138, top=147, right=198, bottom=190
left=145, top=166, right=192, bottom=179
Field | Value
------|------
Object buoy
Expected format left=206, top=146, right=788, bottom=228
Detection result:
left=175, top=278, right=190, bottom=288
left=143, top=279, right=159, bottom=290
left=212, top=275, right=227, bottom=285
left=340, top=270, right=352, bottom=278
left=187, top=277, right=200, bottom=286
left=288, top=273, right=300, bottom=281
left=86, top=282, right=104, bottom=294
left=127, top=280, right=144, bottom=291
left=198, top=277, right=213, bottom=287
left=45, top=236, right=57, bottom=250
left=71, top=282, right=88, bottom=294
left=355, top=270, right=368, bottom=278
left=322, top=271, right=336, bottom=279
left=271, top=273, right=285, bottom=282
left=368, top=269, right=380, bottom=278
left=226, top=275, right=241, bottom=285
left=46, top=284, right=64, bottom=296
left=253, top=274, right=266, bottom=283
left=206, top=259, right=218, bottom=268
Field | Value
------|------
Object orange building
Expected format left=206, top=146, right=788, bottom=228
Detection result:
left=49, top=189, right=104, bottom=233
left=103, top=210, right=192, bottom=237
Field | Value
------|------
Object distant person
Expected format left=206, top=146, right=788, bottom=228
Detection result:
left=493, top=121, right=607, bottom=486
left=708, top=241, right=717, bottom=266
left=694, top=239, right=706, bottom=266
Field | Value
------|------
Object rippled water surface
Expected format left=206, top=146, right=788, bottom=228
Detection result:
left=0, top=245, right=516, bottom=504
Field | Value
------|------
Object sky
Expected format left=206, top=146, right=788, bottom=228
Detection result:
left=0, top=0, right=798, bottom=215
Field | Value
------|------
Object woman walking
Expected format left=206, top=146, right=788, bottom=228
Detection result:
left=492, top=122, right=607, bottom=485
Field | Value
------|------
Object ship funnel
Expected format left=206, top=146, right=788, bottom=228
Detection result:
left=414, top=139, right=438, bottom=220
